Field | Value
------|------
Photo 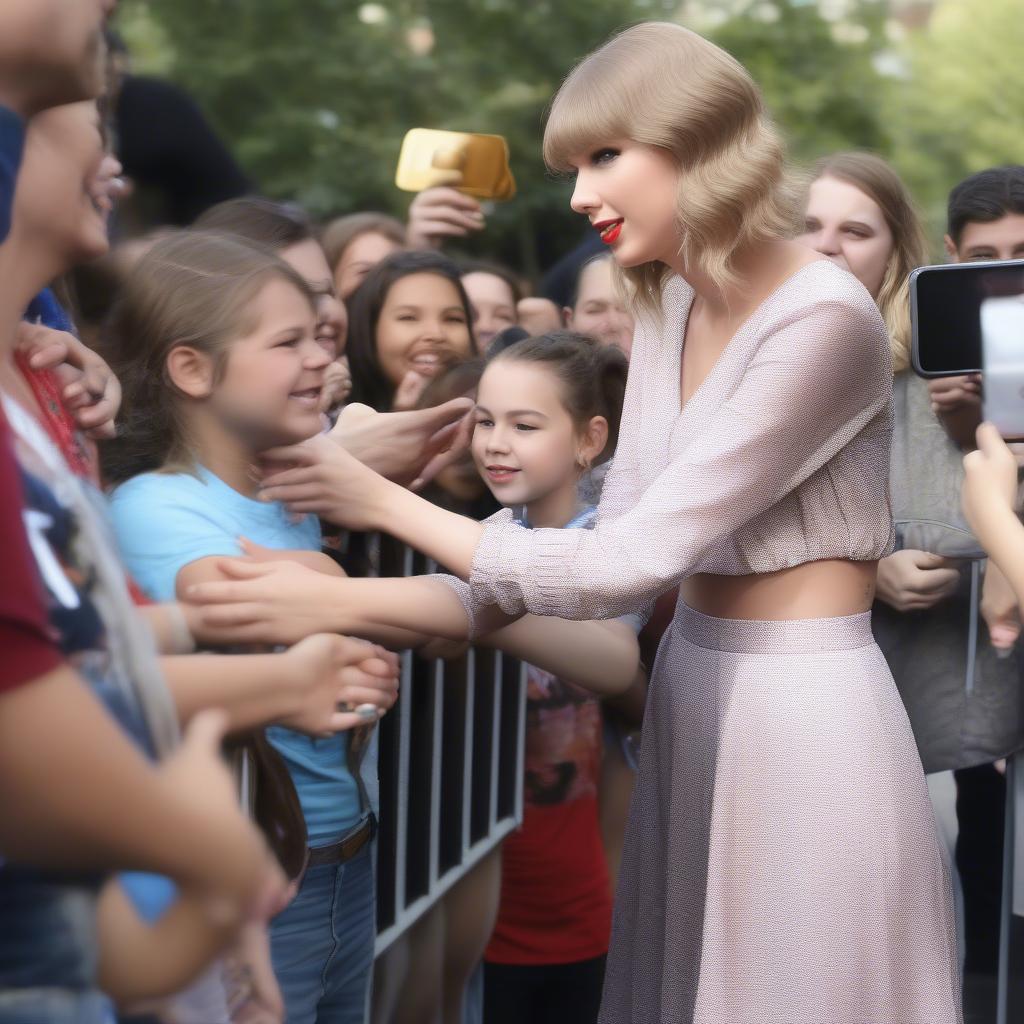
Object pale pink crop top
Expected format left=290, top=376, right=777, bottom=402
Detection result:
left=466, top=260, right=894, bottom=621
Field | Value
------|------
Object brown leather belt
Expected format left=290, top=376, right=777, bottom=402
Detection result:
left=306, top=815, right=376, bottom=868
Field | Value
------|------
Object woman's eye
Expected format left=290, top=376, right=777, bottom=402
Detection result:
left=475, top=418, right=493, bottom=428
left=590, top=148, right=620, bottom=166
left=515, top=423, right=538, bottom=432
left=446, top=315, right=467, bottom=325
left=276, top=337, right=301, bottom=348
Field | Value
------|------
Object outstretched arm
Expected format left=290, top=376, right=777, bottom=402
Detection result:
left=257, top=295, right=890, bottom=620
left=186, top=564, right=640, bottom=696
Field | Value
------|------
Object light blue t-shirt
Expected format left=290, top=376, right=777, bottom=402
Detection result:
left=110, top=464, right=368, bottom=844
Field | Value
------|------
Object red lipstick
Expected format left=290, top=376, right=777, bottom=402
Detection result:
left=595, top=219, right=623, bottom=245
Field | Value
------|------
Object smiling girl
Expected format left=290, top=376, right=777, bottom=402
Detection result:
left=185, top=24, right=960, bottom=1023
left=102, top=231, right=386, bottom=1024
left=345, top=250, right=478, bottom=412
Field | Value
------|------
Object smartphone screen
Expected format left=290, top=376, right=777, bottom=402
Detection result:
left=911, top=259, right=1024, bottom=377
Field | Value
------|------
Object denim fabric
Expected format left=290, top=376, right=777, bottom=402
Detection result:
left=0, top=988, right=114, bottom=1024
left=270, top=843, right=375, bottom=1024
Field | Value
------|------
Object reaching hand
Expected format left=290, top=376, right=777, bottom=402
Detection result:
left=407, top=186, right=486, bottom=249
left=185, top=559, right=348, bottom=648
left=17, top=322, right=121, bottom=439
left=279, top=634, right=399, bottom=737
left=257, top=433, right=394, bottom=531
left=328, top=398, right=474, bottom=487
left=963, top=422, right=1021, bottom=551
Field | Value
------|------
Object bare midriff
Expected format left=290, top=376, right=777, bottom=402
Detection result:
left=681, top=558, right=878, bottom=621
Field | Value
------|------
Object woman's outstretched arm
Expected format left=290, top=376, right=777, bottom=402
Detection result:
left=186, top=563, right=640, bottom=696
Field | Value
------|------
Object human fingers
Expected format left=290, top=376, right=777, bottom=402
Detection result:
left=393, top=370, right=431, bottom=411
left=413, top=396, right=475, bottom=434
left=912, top=568, right=961, bottom=594
left=417, top=186, right=484, bottom=213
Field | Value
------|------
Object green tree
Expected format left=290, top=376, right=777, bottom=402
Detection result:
left=885, top=0, right=1024, bottom=244
left=119, top=0, right=680, bottom=275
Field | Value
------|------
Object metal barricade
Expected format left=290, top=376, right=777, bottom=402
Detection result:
left=369, top=540, right=526, bottom=956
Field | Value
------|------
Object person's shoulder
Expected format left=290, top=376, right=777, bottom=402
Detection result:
left=110, top=468, right=210, bottom=507
left=768, top=260, right=886, bottom=347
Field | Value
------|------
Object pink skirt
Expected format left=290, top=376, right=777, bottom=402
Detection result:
left=599, top=603, right=961, bottom=1023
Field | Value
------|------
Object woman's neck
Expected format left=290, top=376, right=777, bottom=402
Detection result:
left=524, top=478, right=583, bottom=530
left=184, top=409, right=261, bottom=499
left=667, top=237, right=817, bottom=324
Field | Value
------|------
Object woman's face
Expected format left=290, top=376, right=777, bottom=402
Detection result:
left=461, top=271, right=518, bottom=350
left=376, top=272, right=472, bottom=388
left=17, top=101, right=119, bottom=266
left=335, top=231, right=404, bottom=299
left=797, top=176, right=894, bottom=299
left=567, top=140, right=682, bottom=269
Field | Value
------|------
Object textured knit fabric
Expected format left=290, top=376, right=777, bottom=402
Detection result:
left=452, top=261, right=959, bottom=1022
left=602, top=603, right=960, bottom=1023
left=468, top=261, right=895, bottom=620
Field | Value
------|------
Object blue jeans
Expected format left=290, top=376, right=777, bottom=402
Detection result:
left=270, top=844, right=375, bottom=1024
left=0, top=989, right=114, bottom=1024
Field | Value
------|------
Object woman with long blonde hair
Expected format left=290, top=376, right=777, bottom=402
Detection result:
left=186, top=24, right=961, bottom=1022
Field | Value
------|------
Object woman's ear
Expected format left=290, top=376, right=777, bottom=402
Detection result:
left=166, top=346, right=217, bottom=399
left=578, top=415, right=609, bottom=470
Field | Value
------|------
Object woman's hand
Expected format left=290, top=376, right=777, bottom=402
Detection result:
left=874, top=549, right=961, bottom=613
left=184, top=559, right=345, bottom=648
left=328, top=398, right=474, bottom=488
left=962, top=422, right=1020, bottom=550
left=17, top=322, right=122, bottom=439
left=279, top=634, right=399, bottom=737
left=257, top=433, right=396, bottom=531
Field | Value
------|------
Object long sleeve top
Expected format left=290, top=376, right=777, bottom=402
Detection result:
left=466, top=260, right=894, bottom=622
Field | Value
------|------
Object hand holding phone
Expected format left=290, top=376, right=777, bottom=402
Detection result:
left=395, top=129, right=516, bottom=201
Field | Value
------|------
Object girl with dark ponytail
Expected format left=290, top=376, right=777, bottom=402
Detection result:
left=469, top=331, right=638, bottom=1024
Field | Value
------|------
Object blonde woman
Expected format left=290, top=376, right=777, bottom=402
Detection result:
left=187, top=24, right=960, bottom=1022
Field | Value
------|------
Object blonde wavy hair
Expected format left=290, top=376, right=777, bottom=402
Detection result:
left=808, top=152, right=928, bottom=374
left=543, top=22, right=801, bottom=315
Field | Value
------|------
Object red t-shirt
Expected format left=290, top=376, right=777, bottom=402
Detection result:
left=0, top=408, right=61, bottom=693
left=485, top=664, right=613, bottom=965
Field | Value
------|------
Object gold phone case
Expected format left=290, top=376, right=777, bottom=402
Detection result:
left=395, top=129, right=516, bottom=201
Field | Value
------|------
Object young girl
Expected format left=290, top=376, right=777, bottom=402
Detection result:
left=345, top=250, right=478, bottom=412
left=471, top=332, right=636, bottom=1024
left=102, top=230, right=385, bottom=1024
left=187, top=23, right=961, bottom=1024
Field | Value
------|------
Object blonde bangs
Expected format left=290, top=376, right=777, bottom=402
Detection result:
left=543, top=22, right=800, bottom=315
left=543, top=49, right=639, bottom=173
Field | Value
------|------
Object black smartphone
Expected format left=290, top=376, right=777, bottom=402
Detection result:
left=911, top=258, right=1024, bottom=377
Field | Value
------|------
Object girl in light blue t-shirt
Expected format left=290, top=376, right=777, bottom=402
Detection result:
left=105, top=230, right=382, bottom=1024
